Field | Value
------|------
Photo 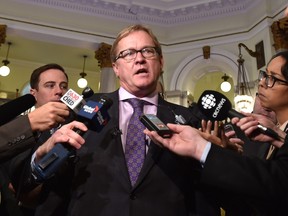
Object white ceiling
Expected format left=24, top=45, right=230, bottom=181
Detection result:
left=0, top=0, right=286, bottom=75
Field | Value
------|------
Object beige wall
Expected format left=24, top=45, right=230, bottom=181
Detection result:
left=0, top=60, right=101, bottom=98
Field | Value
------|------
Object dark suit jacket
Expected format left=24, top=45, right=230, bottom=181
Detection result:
left=33, top=90, right=220, bottom=216
left=8, top=111, right=76, bottom=193
left=200, top=140, right=288, bottom=215
left=0, top=116, right=37, bottom=215
left=0, top=115, right=36, bottom=163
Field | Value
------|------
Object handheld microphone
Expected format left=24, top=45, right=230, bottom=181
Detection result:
left=0, top=94, right=36, bottom=127
left=197, top=90, right=280, bottom=140
left=33, top=89, right=112, bottom=182
left=82, top=86, right=94, bottom=99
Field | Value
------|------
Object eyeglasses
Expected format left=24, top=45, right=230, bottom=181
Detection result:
left=258, top=70, right=288, bottom=88
left=114, top=47, right=159, bottom=62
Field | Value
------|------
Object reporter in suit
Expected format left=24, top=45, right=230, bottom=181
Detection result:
left=7, top=63, right=71, bottom=168
left=26, top=24, right=220, bottom=216
left=0, top=64, right=71, bottom=163
left=0, top=101, right=70, bottom=163
left=3, top=64, right=71, bottom=215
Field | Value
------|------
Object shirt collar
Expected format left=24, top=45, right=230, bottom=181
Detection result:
left=279, top=120, right=288, bottom=132
left=119, top=87, right=158, bottom=106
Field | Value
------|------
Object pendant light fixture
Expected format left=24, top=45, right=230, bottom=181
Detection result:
left=0, top=42, right=12, bottom=76
left=220, top=73, right=231, bottom=92
left=77, top=55, right=88, bottom=88
left=234, top=43, right=254, bottom=113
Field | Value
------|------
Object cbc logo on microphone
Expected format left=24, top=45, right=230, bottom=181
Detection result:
left=201, top=94, right=216, bottom=109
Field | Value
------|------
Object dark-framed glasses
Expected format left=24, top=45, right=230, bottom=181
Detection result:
left=114, top=47, right=159, bottom=62
left=258, top=70, right=288, bottom=88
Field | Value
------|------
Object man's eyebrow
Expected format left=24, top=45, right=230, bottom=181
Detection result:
left=43, top=81, right=68, bottom=85
left=43, top=81, right=56, bottom=85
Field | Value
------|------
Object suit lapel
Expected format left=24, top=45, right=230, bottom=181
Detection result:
left=105, top=91, right=132, bottom=186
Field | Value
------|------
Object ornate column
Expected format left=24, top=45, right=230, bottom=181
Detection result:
left=95, top=42, right=117, bottom=93
left=0, top=25, right=7, bottom=46
left=271, top=17, right=288, bottom=52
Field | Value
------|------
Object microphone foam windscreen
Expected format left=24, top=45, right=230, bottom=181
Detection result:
left=197, top=90, right=232, bottom=121
left=0, top=94, right=36, bottom=126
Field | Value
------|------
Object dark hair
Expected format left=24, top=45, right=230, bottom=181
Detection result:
left=268, top=50, right=288, bottom=81
left=30, top=63, right=68, bottom=89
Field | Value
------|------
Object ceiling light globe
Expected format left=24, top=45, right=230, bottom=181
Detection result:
left=0, top=65, right=10, bottom=76
left=77, top=78, right=88, bottom=88
left=220, top=81, right=231, bottom=92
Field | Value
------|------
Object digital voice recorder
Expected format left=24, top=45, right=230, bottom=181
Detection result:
left=140, top=114, right=172, bottom=138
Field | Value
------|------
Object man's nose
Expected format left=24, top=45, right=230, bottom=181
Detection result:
left=55, top=85, right=65, bottom=94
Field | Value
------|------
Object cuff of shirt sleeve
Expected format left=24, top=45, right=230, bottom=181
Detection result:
left=200, top=142, right=211, bottom=166
left=30, top=152, right=40, bottom=181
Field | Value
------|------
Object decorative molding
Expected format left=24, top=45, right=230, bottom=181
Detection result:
left=0, top=24, right=6, bottom=46
left=19, top=0, right=260, bottom=26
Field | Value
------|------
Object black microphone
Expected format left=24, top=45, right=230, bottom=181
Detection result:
left=0, top=94, right=36, bottom=127
left=197, top=90, right=280, bottom=140
left=33, top=89, right=113, bottom=182
left=82, top=86, right=94, bottom=99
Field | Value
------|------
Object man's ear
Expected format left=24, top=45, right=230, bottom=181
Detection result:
left=112, top=62, right=119, bottom=78
left=30, top=88, right=35, bottom=96
left=160, top=57, right=164, bottom=71
left=30, top=89, right=38, bottom=101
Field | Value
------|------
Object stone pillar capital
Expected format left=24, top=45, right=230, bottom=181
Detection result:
left=0, top=25, right=7, bottom=46
left=95, top=42, right=112, bottom=68
left=271, top=17, right=288, bottom=51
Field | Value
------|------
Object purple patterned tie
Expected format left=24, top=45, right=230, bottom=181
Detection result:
left=125, top=98, right=146, bottom=186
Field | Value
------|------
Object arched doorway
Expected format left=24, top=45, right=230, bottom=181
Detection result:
left=168, top=48, right=245, bottom=106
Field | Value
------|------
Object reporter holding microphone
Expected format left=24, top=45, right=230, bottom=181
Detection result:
left=1, top=63, right=75, bottom=215
left=0, top=100, right=70, bottom=163
left=145, top=121, right=288, bottom=215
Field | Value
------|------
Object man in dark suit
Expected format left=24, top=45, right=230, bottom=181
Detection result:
left=3, top=63, right=72, bottom=216
left=0, top=63, right=71, bottom=164
left=0, top=99, right=70, bottom=215
left=19, top=24, right=220, bottom=216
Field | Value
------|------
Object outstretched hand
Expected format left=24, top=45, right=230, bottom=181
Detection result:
left=200, top=120, right=243, bottom=153
left=144, top=123, right=209, bottom=161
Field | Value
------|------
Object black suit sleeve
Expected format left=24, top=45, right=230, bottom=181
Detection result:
left=200, top=142, right=288, bottom=202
